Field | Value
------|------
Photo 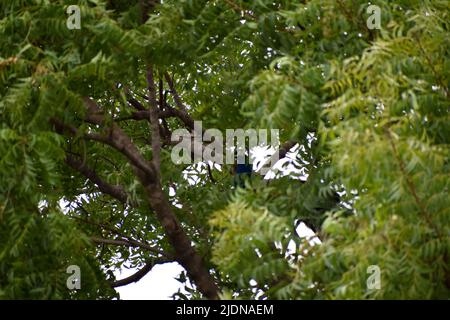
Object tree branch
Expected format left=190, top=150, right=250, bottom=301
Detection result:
left=53, top=97, right=220, bottom=299
left=164, top=72, right=195, bottom=130
left=82, top=97, right=158, bottom=180
left=147, top=66, right=162, bottom=176
left=112, top=258, right=171, bottom=288
left=71, top=215, right=175, bottom=260
left=128, top=97, right=147, bottom=111
left=91, top=236, right=171, bottom=258
left=142, top=183, right=220, bottom=299
left=65, top=155, right=129, bottom=204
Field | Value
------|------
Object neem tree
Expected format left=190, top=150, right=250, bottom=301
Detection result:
left=0, top=0, right=448, bottom=299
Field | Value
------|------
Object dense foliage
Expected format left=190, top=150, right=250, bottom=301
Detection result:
left=0, top=0, right=448, bottom=299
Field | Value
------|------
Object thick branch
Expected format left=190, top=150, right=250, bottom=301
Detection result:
left=51, top=115, right=156, bottom=182
left=141, top=183, right=220, bottom=299
left=128, top=97, right=147, bottom=111
left=65, top=155, right=129, bottom=204
left=53, top=97, right=220, bottom=299
left=82, top=97, right=157, bottom=180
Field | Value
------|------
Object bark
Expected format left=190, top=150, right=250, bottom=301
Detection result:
left=65, top=155, right=129, bottom=204
left=141, top=181, right=220, bottom=299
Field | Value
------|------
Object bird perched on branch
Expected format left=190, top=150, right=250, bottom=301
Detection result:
left=232, top=162, right=253, bottom=188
